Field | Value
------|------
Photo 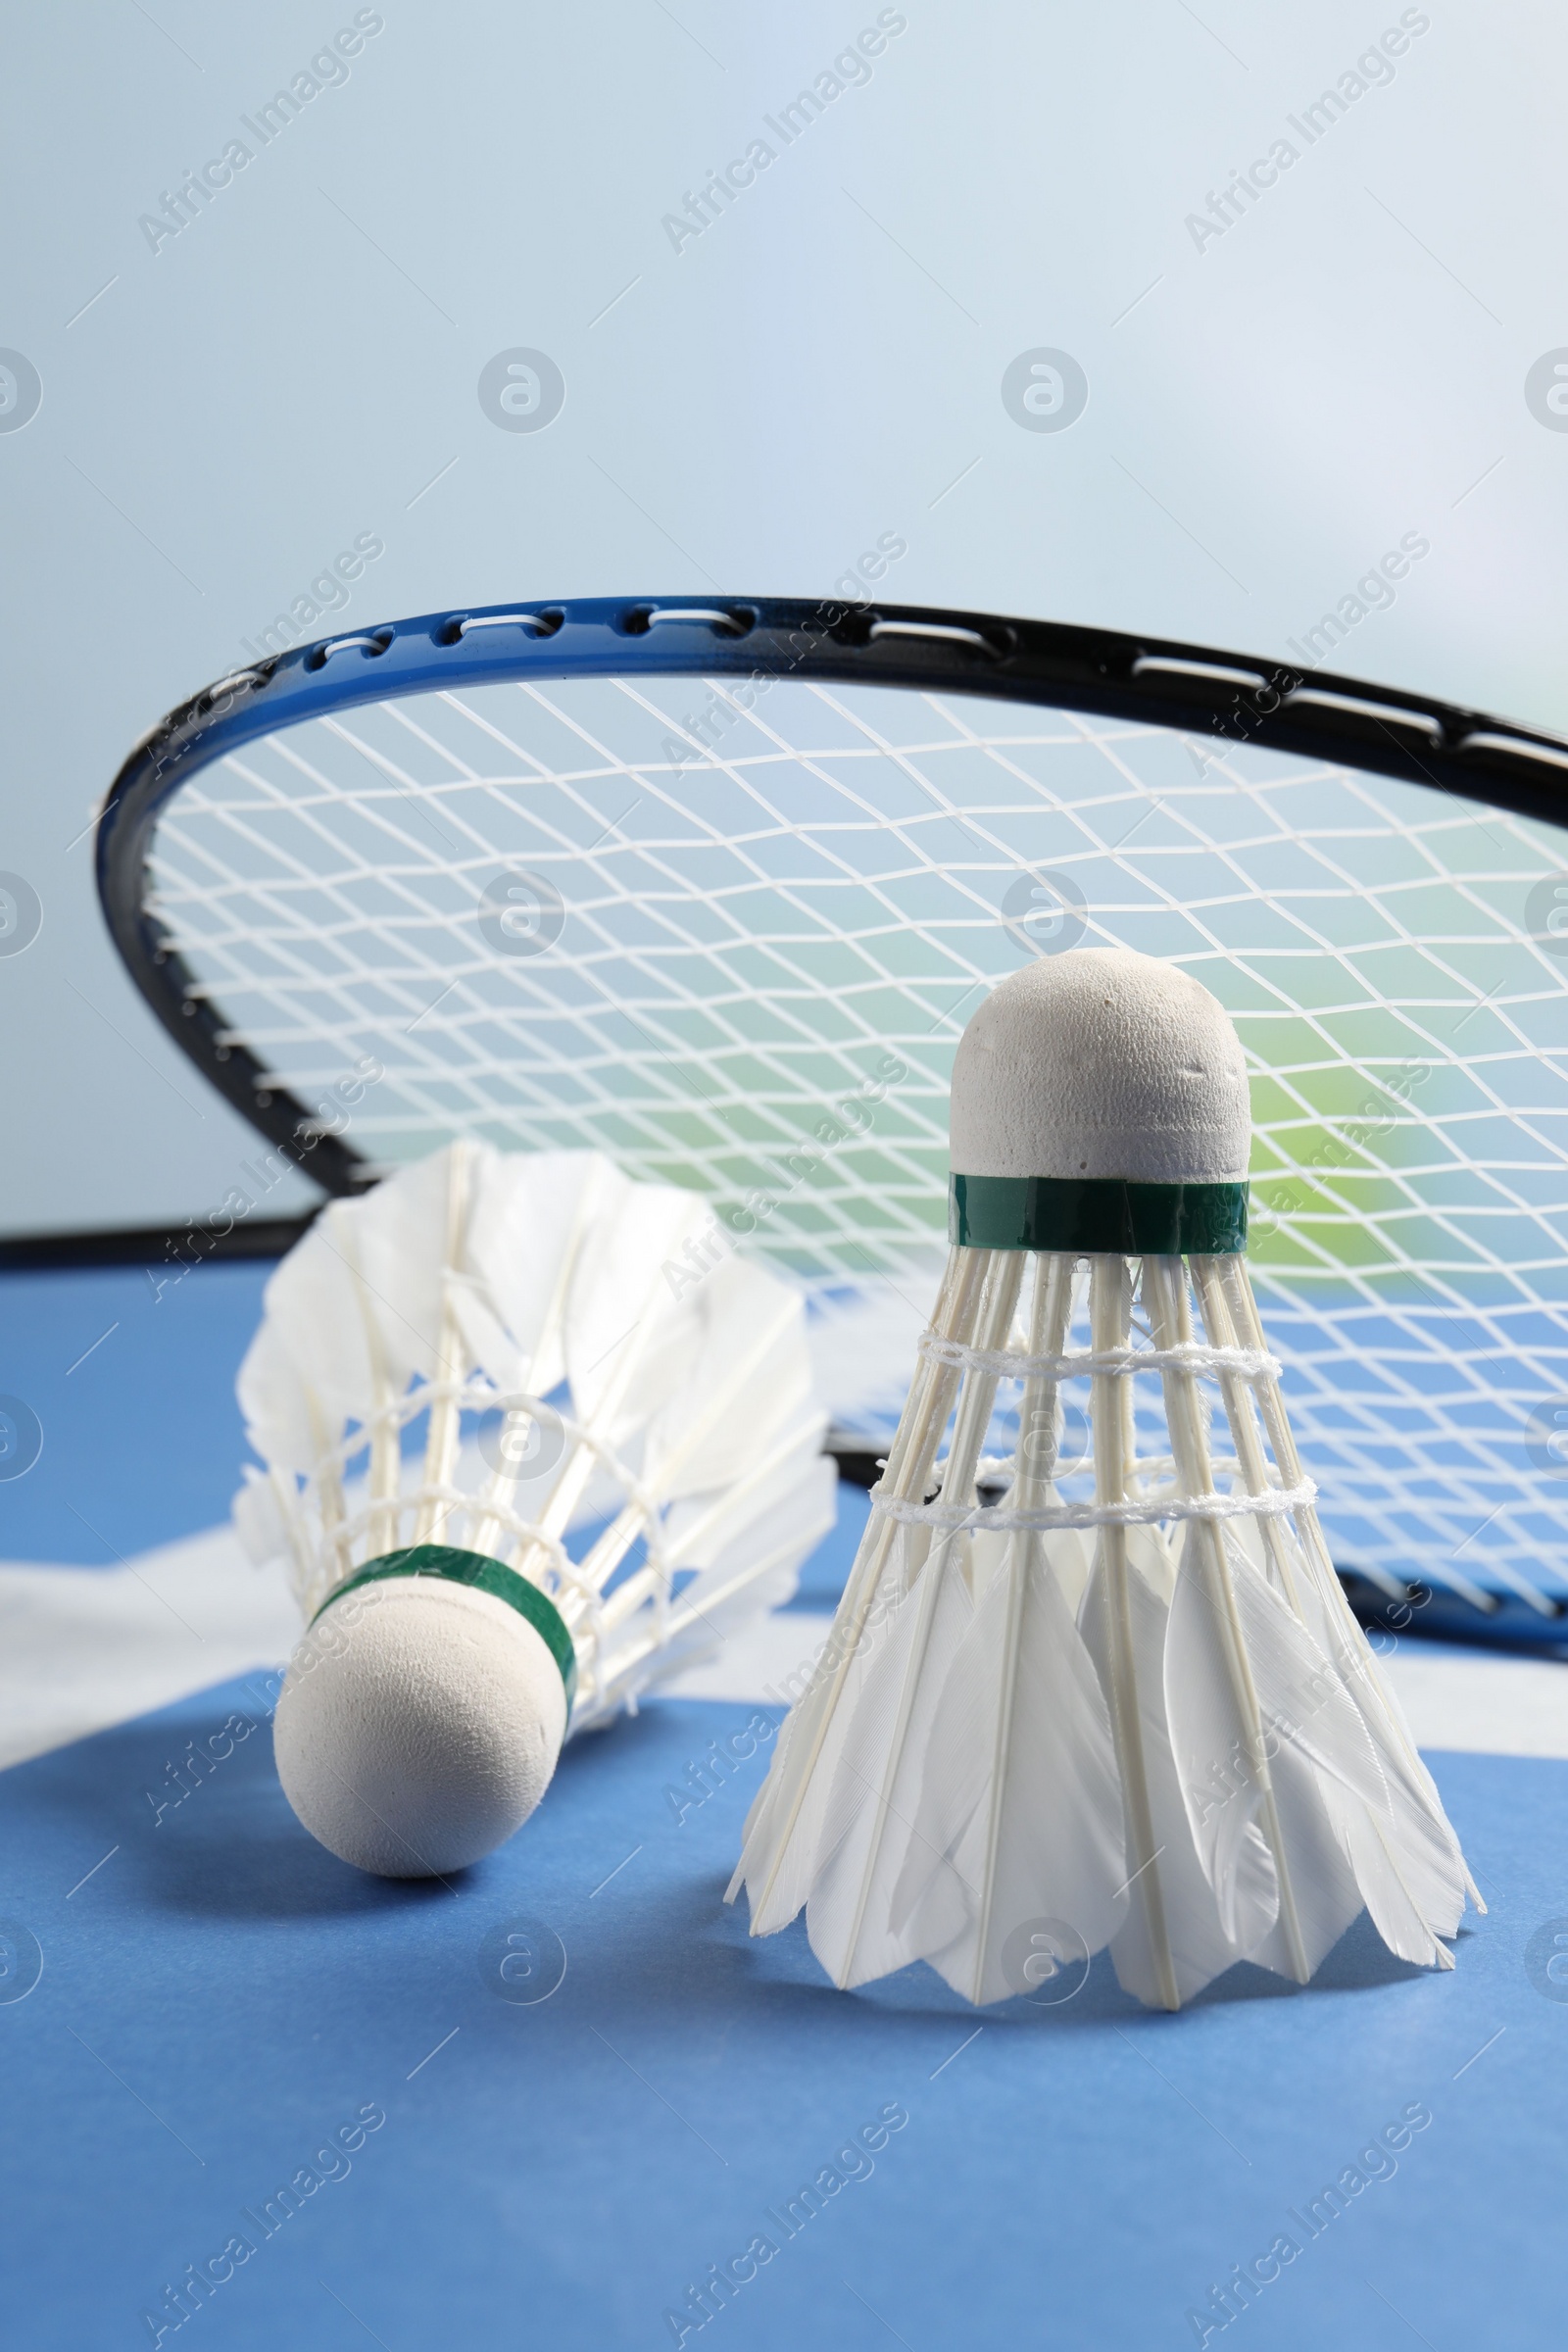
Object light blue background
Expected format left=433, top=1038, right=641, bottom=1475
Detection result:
left=2, top=0, right=1565, bottom=1233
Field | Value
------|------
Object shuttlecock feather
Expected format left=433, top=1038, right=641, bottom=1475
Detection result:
left=729, top=948, right=1476, bottom=2008
left=237, top=1142, right=835, bottom=1877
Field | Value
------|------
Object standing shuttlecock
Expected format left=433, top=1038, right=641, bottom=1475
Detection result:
left=236, top=1143, right=835, bottom=1878
left=730, top=949, right=1477, bottom=2009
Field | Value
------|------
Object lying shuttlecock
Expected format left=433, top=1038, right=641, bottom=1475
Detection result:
left=236, top=1143, right=835, bottom=1877
left=730, top=948, right=1477, bottom=2009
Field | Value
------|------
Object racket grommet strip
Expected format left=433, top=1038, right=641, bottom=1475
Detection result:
left=1280, top=686, right=1445, bottom=741
left=442, top=609, right=564, bottom=646
left=1457, top=728, right=1568, bottom=773
left=868, top=616, right=1010, bottom=659
left=621, top=604, right=756, bottom=638
left=304, top=628, right=395, bottom=673
left=1131, top=654, right=1271, bottom=692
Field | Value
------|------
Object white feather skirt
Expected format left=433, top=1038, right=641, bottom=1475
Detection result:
left=728, top=1245, right=1476, bottom=2010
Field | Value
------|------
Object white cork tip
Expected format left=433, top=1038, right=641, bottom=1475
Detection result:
left=272, top=1577, right=569, bottom=1878
left=949, top=947, right=1250, bottom=1184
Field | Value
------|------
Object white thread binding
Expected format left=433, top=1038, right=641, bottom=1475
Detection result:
left=871, top=1477, right=1317, bottom=1535
left=916, top=1333, right=1282, bottom=1382
left=310, top=1381, right=672, bottom=1620
left=956, top=1449, right=1245, bottom=1491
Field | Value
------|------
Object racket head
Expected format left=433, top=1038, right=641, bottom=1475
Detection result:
left=96, top=595, right=1568, bottom=1620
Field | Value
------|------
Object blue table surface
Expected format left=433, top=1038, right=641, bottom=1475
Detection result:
left=2, top=1685, right=1563, bottom=2351
left=2, top=1267, right=1565, bottom=2349
left=0, top=1260, right=278, bottom=1566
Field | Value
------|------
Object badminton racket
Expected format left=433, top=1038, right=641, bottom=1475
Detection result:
left=95, top=594, right=1568, bottom=1646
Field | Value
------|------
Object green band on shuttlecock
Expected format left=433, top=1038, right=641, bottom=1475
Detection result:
left=315, top=1544, right=578, bottom=1707
left=949, top=1172, right=1250, bottom=1256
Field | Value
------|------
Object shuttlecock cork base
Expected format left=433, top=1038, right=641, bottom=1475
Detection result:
left=272, top=1547, right=575, bottom=1878
left=948, top=947, right=1251, bottom=1255
left=730, top=948, right=1476, bottom=2010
